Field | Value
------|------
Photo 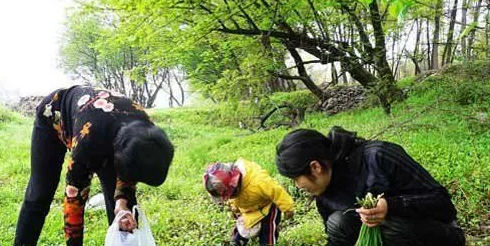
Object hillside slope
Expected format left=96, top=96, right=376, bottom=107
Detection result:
left=1, top=62, right=489, bottom=245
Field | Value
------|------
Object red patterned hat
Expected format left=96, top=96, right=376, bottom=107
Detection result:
left=203, top=162, right=242, bottom=200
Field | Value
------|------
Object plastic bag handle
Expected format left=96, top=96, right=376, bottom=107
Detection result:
left=131, top=205, right=156, bottom=246
left=132, top=205, right=150, bottom=229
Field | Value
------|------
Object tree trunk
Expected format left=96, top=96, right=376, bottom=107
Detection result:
left=443, top=0, right=458, bottom=66
left=145, top=69, right=166, bottom=108
left=341, top=68, right=348, bottom=84
left=414, top=19, right=422, bottom=75
left=395, top=22, right=415, bottom=78
left=487, top=10, right=490, bottom=59
left=460, top=0, right=468, bottom=57
left=331, top=63, right=338, bottom=85
left=431, top=0, right=443, bottom=70
left=467, top=0, right=483, bottom=60
left=211, top=0, right=404, bottom=113
left=392, top=35, right=396, bottom=72
left=168, top=83, right=174, bottom=108
left=369, top=1, right=399, bottom=114
left=173, top=70, right=186, bottom=106
left=426, top=19, right=432, bottom=70
left=286, top=47, right=325, bottom=100
left=259, top=32, right=289, bottom=94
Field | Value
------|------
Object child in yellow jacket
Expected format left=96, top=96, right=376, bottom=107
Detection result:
left=203, top=158, right=294, bottom=246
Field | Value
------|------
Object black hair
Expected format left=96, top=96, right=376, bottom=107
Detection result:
left=275, top=126, right=363, bottom=178
left=114, top=120, right=174, bottom=186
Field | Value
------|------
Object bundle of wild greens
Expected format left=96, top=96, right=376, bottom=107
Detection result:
left=354, top=192, right=384, bottom=246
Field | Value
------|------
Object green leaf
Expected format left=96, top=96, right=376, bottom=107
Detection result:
left=458, top=22, right=478, bottom=40
left=359, top=0, right=375, bottom=5
left=389, top=0, right=404, bottom=18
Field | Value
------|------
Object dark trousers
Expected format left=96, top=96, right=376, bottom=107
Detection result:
left=232, top=204, right=282, bottom=246
left=13, top=112, right=118, bottom=246
left=326, top=211, right=466, bottom=246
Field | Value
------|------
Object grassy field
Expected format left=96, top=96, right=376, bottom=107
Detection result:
left=1, top=63, right=490, bottom=245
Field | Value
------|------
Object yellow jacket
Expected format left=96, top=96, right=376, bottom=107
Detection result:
left=230, top=158, right=294, bottom=228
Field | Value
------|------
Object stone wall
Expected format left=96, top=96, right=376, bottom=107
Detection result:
left=318, top=86, right=367, bottom=115
left=8, top=96, right=44, bottom=116
left=7, top=86, right=367, bottom=117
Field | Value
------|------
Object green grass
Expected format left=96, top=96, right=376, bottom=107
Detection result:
left=1, top=65, right=490, bottom=245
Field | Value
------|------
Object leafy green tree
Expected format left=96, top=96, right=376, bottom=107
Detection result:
left=68, top=1, right=478, bottom=114
left=60, top=6, right=175, bottom=107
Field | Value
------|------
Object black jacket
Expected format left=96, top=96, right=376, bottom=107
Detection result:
left=38, top=85, right=150, bottom=201
left=315, top=140, right=457, bottom=224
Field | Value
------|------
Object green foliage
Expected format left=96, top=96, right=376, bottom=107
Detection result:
left=355, top=225, right=383, bottom=246
left=0, top=106, right=16, bottom=124
left=396, top=75, right=416, bottom=88
left=458, top=22, right=479, bottom=41
left=61, top=0, right=429, bottom=109
left=411, top=62, right=490, bottom=134
left=62, top=0, right=291, bottom=104
left=358, top=93, right=382, bottom=109
left=388, top=0, right=414, bottom=22
left=440, top=61, right=490, bottom=81
left=2, top=65, right=490, bottom=246
left=150, top=90, right=318, bottom=131
left=268, top=90, right=318, bottom=109
left=151, top=103, right=260, bottom=129
left=356, top=192, right=383, bottom=209
left=358, top=0, right=374, bottom=6
left=445, top=80, right=490, bottom=105
left=60, top=2, right=181, bottom=107
left=180, top=33, right=287, bottom=102
left=352, top=193, right=384, bottom=246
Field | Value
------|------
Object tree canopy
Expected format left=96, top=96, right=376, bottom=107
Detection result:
left=60, top=0, right=490, bottom=111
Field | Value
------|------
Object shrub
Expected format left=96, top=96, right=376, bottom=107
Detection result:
left=0, top=106, right=19, bottom=124
left=441, top=60, right=490, bottom=81
left=445, top=80, right=490, bottom=106
left=268, top=90, right=318, bottom=109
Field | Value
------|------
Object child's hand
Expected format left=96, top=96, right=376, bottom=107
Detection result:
left=231, top=206, right=240, bottom=214
left=228, top=210, right=240, bottom=219
left=119, top=213, right=137, bottom=231
left=115, top=198, right=138, bottom=231
left=284, top=211, right=294, bottom=220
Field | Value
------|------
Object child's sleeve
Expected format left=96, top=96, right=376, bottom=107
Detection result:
left=227, top=200, right=240, bottom=217
left=259, top=177, right=294, bottom=213
left=114, top=178, right=137, bottom=207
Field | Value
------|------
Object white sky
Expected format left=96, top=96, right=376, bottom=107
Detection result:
left=0, top=0, right=183, bottom=107
left=0, top=0, right=76, bottom=101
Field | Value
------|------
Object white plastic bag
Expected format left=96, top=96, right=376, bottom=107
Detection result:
left=236, top=216, right=261, bottom=239
left=104, top=210, right=137, bottom=246
left=104, top=206, right=157, bottom=246
left=132, top=206, right=157, bottom=246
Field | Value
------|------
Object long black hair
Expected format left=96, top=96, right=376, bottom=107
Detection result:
left=114, top=120, right=174, bottom=186
left=275, top=126, right=363, bottom=178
